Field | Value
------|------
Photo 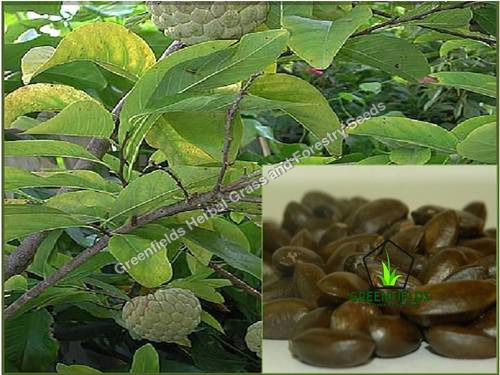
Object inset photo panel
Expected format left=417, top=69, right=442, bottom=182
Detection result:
left=263, top=165, right=496, bottom=374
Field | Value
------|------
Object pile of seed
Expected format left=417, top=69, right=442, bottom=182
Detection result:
left=263, top=192, right=496, bottom=368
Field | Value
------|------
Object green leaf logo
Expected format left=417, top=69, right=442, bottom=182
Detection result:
left=377, top=251, right=402, bottom=286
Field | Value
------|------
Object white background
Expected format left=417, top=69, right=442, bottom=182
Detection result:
left=262, top=165, right=497, bottom=374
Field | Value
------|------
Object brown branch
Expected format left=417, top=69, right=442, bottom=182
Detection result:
left=420, top=25, right=496, bottom=46
left=214, top=72, right=262, bottom=192
left=163, top=167, right=190, bottom=200
left=209, top=262, right=261, bottom=298
left=4, top=172, right=262, bottom=319
left=370, top=6, right=496, bottom=46
left=4, top=41, right=184, bottom=281
left=353, top=2, right=475, bottom=37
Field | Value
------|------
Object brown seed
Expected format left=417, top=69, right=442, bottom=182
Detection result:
left=263, top=221, right=290, bottom=254
left=390, top=225, right=424, bottom=253
left=485, top=228, right=496, bottom=238
left=301, top=191, right=344, bottom=221
left=272, top=246, right=324, bottom=275
left=330, top=300, right=380, bottom=332
left=290, top=328, right=375, bottom=368
left=301, top=218, right=333, bottom=244
left=368, top=315, right=422, bottom=357
left=290, top=228, right=315, bottom=251
left=263, top=298, right=314, bottom=339
left=444, top=265, right=490, bottom=282
left=350, top=199, right=409, bottom=235
left=471, top=308, right=496, bottom=338
left=282, top=201, right=313, bottom=235
left=401, top=280, right=496, bottom=326
left=463, top=201, right=487, bottom=221
left=318, top=222, right=349, bottom=248
left=263, top=277, right=295, bottom=302
left=425, top=325, right=496, bottom=359
left=317, top=272, right=369, bottom=306
left=293, top=262, right=325, bottom=306
left=326, top=242, right=369, bottom=273
left=382, top=219, right=415, bottom=239
left=291, top=307, right=333, bottom=338
left=424, top=210, right=459, bottom=254
left=470, top=255, right=496, bottom=279
left=319, top=233, right=383, bottom=261
left=422, top=248, right=468, bottom=284
left=459, top=237, right=497, bottom=256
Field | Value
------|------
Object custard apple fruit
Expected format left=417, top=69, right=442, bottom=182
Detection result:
left=245, top=321, right=262, bottom=358
left=122, top=288, right=201, bottom=346
left=146, top=2, right=269, bottom=45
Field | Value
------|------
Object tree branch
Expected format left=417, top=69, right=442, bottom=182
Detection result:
left=4, top=41, right=184, bottom=281
left=370, top=6, right=496, bottom=46
left=354, top=2, right=475, bottom=37
left=209, top=262, right=261, bottom=298
left=214, top=72, right=262, bottom=192
left=4, top=172, right=262, bottom=319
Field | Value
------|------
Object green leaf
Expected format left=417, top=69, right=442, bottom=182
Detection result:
left=5, top=309, right=59, bottom=372
left=4, top=167, right=121, bottom=193
left=456, top=122, right=496, bottom=163
left=130, top=344, right=160, bottom=374
left=22, top=22, right=156, bottom=83
left=5, top=275, right=28, bottom=292
left=5, top=140, right=109, bottom=167
left=451, top=115, right=496, bottom=141
left=146, top=112, right=243, bottom=167
left=5, top=2, right=62, bottom=14
left=46, top=190, right=115, bottom=220
left=282, top=5, right=372, bottom=69
left=4, top=83, right=95, bottom=128
left=119, top=30, right=288, bottom=176
left=389, top=148, right=432, bottom=165
left=108, top=167, right=220, bottom=224
left=28, top=230, right=63, bottom=277
left=357, top=155, right=391, bottom=165
left=249, top=73, right=343, bottom=156
left=108, top=234, right=173, bottom=288
left=23, top=100, right=114, bottom=138
left=56, top=364, right=103, bottom=375
left=440, top=39, right=490, bottom=57
left=167, top=280, right=225, bottom=304
left=411, top=8, right=472, bottom=28
left=473, top=4, right=497, bottom=36
left=184, top=228, right=261, bottom=279
left=201, top=310, right=225, bottom=334
left=4, top=205, right=87, bottom=241
left=339, top=35, right=430, bottom=81
left=429, top=72, right=496, bottom=98
left=348, top=116, right=458, bottom=153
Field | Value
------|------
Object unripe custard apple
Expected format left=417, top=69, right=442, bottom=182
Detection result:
left=122, top=288, right=201, bottom=346
left=245, top=321, right=262, bottom=358
left=146, top=1, right=269, bottom=45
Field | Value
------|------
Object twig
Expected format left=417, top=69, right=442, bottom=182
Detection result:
left=258, top=136, right=271, bottom=157
left=353, top=2, right=475, bottom=37
left=209, top=262, right=261, bottom=298
left=214, top=73, right=262, bottom=192
left=370, top=6, right=496, bottom=46
left=4, top=173, right=262, bottom=319
left=4, top=41, right=184, bottom=281
left=164, top=167, right=190, bottom=200
left=420, top=25, right=496, bottom=46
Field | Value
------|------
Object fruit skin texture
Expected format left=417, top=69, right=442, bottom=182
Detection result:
left=245, top=321, right=262, bottom=358
left=122, top=288, right=201, bottom=345
left=146, top=2, right=269, bottom=45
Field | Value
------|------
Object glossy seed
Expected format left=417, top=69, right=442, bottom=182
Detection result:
left=318, top=222, right=349, bottom=248
left=424, top=210, right=459, bottom=254
left=263, top=277, right=295, bottom=302
left=272, top=246, right=324, bottom=275
left=368, top=315, right=422, bottom=357
left=263, top=298, right=314, bottom=339
left=426, top=325, right=496, bottom=359
left=293, top=262, right=325, bottom=306
left=282, top=201, right=313, bottom=235
left=290, top=228, right=315, bottom=250
left=463, top=201, right=487, bottom=221
left=459, top=237, right=496, bottom=256
left=349, top=199, right=409, bottom=235
left=401, top=280, right=496, bottom=326
left=301, top=191, right=344, bottom=221
left=317, top=272, right=369, bottom=306
left=326, top=242, right=369, bottom=273
left=471, top=308, right=496, bottom=338
left=319, top=233, right=383, bottom=261
left=263, top=221, right=290, bottom=254
left=330, top=300, right=380, bottom=332
left=291, top=307, right=333, bottom=338
left=290, top=328, right=375, bottom=368
left=390, top=225, right=424, bottom=253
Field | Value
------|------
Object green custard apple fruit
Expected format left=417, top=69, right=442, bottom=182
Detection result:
left=245, top=321, right=262, bottom=358
left=146, top=1, right=269, bottom=45
left=122, top=288, right=201, bottom=345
